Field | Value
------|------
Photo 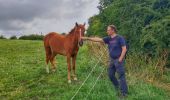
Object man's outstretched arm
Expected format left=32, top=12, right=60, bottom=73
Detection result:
left=81, top=37, right=104, bottom=43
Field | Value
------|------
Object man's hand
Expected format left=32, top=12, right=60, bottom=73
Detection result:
left=81, top=37, right=89, bottom=40
left=118, top=58, right=123, bottom=63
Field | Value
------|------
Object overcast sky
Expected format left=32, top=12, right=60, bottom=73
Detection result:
left=0, top=0, right=99, bottom=37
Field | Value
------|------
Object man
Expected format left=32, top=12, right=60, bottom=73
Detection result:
left=81, top=25, right=128, bottom=97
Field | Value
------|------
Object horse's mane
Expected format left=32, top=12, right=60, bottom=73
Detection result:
left=68, top=27, right=76, bottom=34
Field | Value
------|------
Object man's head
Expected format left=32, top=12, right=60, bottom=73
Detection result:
left=107, top=25, right=117, bottom=36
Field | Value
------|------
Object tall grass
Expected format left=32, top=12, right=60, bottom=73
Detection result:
left=86, top=41, right=170, bottom=93
left=126, top=51, right=168, bottom=82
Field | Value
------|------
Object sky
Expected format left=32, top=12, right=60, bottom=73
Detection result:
left=0, top=0, right=99, bottom=37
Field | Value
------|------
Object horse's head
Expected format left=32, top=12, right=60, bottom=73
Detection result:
left=75, top=22, right=86, bottom=47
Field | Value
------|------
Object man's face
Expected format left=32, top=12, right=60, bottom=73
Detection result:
left=107, top=27, right=114, bottom=36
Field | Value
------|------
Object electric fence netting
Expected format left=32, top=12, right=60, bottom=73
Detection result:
left=71, top=41, right=109, bottom=100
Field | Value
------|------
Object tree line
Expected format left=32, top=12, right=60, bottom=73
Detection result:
left=0, top=34, right=44, bottom=40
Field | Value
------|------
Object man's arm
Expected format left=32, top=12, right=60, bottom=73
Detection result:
left=81, top=37, right=104, bottom=43
left=119, top=46, right=127, bottom=63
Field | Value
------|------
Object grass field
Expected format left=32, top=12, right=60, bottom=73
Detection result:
left=0, top=39, right=170, bottom=100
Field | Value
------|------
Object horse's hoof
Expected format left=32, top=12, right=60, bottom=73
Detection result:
left=68, top=80, right=71, bottom=84
left=46, top=67, right=50, bottom=74
left=73, top=77, right=78, bottom=81
left=52, top=69, right=56, bottom=72
left=46, top=70, right=50, bottom=74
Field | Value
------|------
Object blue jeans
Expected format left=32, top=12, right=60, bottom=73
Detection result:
left=108, top=58, right=128, bottom=95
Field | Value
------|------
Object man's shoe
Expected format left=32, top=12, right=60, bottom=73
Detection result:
left=119, top=93, right=128, bottom=99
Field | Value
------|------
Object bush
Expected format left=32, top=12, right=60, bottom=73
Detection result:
left=19, top=34, right=44, bottom=40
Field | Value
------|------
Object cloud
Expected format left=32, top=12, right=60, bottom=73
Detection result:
left=0, top=0, right=99, bottom=37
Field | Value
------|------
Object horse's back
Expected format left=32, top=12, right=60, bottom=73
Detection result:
left=44, top=32, right=65, bottom=47
left=44, top=32, right=64, bottom=40
left=44, top=32, right=67, bottom=55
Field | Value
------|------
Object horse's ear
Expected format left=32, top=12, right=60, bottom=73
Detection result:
left=75, top=22, right=78, bottom=27
left=83, top=22, right=86, bottom=26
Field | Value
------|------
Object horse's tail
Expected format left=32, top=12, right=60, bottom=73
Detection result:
left=43, top=33, right=53, bottom=64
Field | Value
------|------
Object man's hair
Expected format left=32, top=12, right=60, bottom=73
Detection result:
left=108, top=25, right=117, bottom=33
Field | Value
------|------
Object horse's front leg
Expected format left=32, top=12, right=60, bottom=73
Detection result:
left=72, top=55, right=77, bottom=81
left=67, top=55, right=71, bottom=83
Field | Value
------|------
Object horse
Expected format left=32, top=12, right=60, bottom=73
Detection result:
left=43, top=22, right=85, bottom=83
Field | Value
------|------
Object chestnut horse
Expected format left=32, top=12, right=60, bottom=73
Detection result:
left=43, top=22, right=85, bottom=83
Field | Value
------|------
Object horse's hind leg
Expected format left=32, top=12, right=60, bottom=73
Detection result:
left=45, top=47, right=51, bottom=73
left=50, top=54, right=57, bottom=72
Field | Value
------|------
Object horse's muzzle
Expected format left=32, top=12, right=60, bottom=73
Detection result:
left=79, top=40, right=83, bottom=47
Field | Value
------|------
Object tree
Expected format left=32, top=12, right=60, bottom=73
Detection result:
left=0, top=35, right=6, bottom=39
left=10, top=36, right=17, bottom=40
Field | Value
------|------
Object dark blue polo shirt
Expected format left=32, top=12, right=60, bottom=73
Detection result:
left=103, top=35, right=126, bottom=59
